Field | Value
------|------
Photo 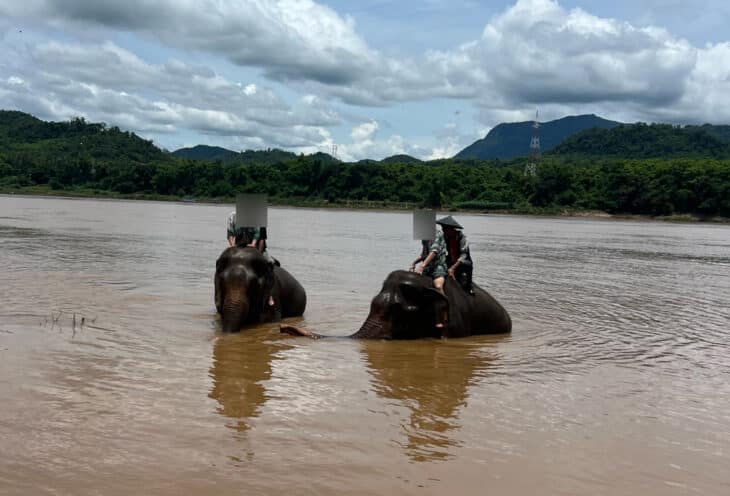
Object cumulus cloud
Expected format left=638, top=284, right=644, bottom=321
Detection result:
left=3, top=0, right=727, bottom=120
left=476, top=0, right=696, bottom=107
left=0, top=0, right=378, bottom=85
left=0, top=39, right=342, bottom=149
left=2, top=0, right=730, bottom=160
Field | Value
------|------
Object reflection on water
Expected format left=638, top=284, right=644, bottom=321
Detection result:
left=1, top=195, right=730, bottom=495
left=362, top=339, right=501, bottom=462
left=209, top=329, right=292, bottom=433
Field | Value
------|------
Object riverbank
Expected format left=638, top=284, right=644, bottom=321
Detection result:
left=1, top=186, right=728, bottom=223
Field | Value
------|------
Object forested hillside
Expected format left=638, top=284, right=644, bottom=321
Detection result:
left=1, top=111, right=729, bottom=218
left=551, top=123, right=730, bottom=158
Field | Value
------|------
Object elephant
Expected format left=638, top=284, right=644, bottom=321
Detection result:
left=280, top=269, right=511, bottom=339
left=215, top=245, right=306, bottom=333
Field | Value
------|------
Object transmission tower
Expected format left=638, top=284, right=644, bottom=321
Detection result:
left=526, top=109, right=540, bottom=176
left=331, top=144, right=338, bottom=160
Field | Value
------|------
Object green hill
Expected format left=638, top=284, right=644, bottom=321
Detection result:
left=172, top=145, right=237, bottom=161
left=687, top=124, right=730, bottom=144
left=455, top=114, right=620, bottom=160
left=308, top=151, right=340, bottom=164
left=0, top=110, right=166, bottom=163
left=381, top=154, right=422, bottom=164
left=173, top=146, right=300, bottom=165
left=551, top=123, right=730, bottom=158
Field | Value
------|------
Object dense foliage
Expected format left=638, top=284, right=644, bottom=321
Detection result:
left=173, top=145, right=299, bottom=164
left=2, top=111, right=729, bottom=217
left=552, top=123, right=730, bottom=158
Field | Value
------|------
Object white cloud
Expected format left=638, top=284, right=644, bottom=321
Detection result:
left=0, top=0, right=378, bottom=84
left=0, top=39, right=344, bottom=154
left=351, top=120, right=378, bottom=142
left=2, top=0, right=730, bottom=160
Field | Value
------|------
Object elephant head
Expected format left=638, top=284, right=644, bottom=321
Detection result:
left=352, top=270, right=449, bottom=340
left=215, top=246, right=276, bottom=333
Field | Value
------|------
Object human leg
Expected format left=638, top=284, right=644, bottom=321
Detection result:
left=456, top=263, right=474, bottom=295
left=433, top=275, right=448, bottom=328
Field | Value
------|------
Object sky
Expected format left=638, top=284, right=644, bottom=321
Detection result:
left=1, top=0, right=730, bottom=161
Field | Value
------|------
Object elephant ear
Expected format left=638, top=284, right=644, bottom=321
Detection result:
left=423, top=287, right=448, bottom=304
left=215, top=255, right=227, bottom=274
left=398, top=281, right=424, bottom=311
left=256, top=259, right=276, bottom=289
left=399, top=282, right=448, bottom=313
left=424, top=287, right=449, bottom=315
left=265, top=260, right=275, bottom=283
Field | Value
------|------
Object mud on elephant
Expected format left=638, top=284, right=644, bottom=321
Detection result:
left=215, top=246, right=306, bottom=333
left=281, top=269, right=510, bottom=339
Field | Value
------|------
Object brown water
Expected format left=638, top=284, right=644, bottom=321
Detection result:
left=1, top=195, right=729, bottom=495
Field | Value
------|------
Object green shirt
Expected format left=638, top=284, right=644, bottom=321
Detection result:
left=227, top=211, right=260, bottom=243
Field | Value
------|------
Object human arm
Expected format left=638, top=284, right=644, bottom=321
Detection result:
left=415, top=251, right=436, bottom=274
left=226, top=212, right=236, bottom=246
left=410, top=252, right=424, bottom=269
left=447, top=234, right=469, bottom=278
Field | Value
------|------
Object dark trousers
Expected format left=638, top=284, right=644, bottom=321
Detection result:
left=455, top=263, right=473, bottom=293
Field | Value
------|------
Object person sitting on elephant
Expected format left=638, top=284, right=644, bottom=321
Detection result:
left=226, top=211, right=260, bottom=248
left=414, top=237, right=449, bottom=328
left=410, top=239, right=431, bottom=273
left=436, top=215, right=474, bottom=295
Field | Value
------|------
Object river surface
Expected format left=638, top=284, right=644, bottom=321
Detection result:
left=1, top=195, right=729, bottom=495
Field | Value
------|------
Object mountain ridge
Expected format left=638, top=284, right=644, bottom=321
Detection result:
left=455, top=114, right=621, bottom=160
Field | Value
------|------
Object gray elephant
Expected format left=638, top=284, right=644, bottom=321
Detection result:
left=281, top=269, right=510, bottom=339
left=215, top=246, right=306, bottom=333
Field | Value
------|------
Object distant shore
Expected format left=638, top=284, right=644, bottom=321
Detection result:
left=1, top=187, right=728, bottom=224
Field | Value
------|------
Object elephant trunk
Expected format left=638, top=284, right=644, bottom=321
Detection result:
left=221, top=289, right=249, bottom=333
left=351, top=314, right=387, bottom=339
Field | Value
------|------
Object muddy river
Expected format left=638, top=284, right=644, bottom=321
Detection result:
left=1, top=195, right=729, bottom=495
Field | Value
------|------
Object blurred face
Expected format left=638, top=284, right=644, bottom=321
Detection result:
left=443, top=226, right=456, bottom=237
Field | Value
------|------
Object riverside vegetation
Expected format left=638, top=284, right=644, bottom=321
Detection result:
left=1, top=110, right=729, bottom=218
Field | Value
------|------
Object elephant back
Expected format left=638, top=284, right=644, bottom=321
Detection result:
left=274, top=265, right=306, bottom=318
left=469, top=284, right=511, bottom=334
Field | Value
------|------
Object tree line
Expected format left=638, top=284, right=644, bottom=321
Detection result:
left=1, top=111, right=729, bottom=217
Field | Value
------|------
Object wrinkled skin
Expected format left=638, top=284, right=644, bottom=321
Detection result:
left=215, top=246, right=306, bottom=333
left=281, top=270, right=510, bottom=339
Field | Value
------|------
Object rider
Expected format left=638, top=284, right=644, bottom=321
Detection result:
left=436, top=215, right=474, bottom=295
left=414, top=236, right=449, bottom=328
left=226, top=210, right=260, bottom=248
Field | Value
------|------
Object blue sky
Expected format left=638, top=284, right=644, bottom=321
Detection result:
left=2, top=0, right=730, bottom=160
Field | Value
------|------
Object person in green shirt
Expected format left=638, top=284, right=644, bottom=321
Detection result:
left=413, top=234, right=449, bottom=328
left=226, top=211, right=260, bottom=248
